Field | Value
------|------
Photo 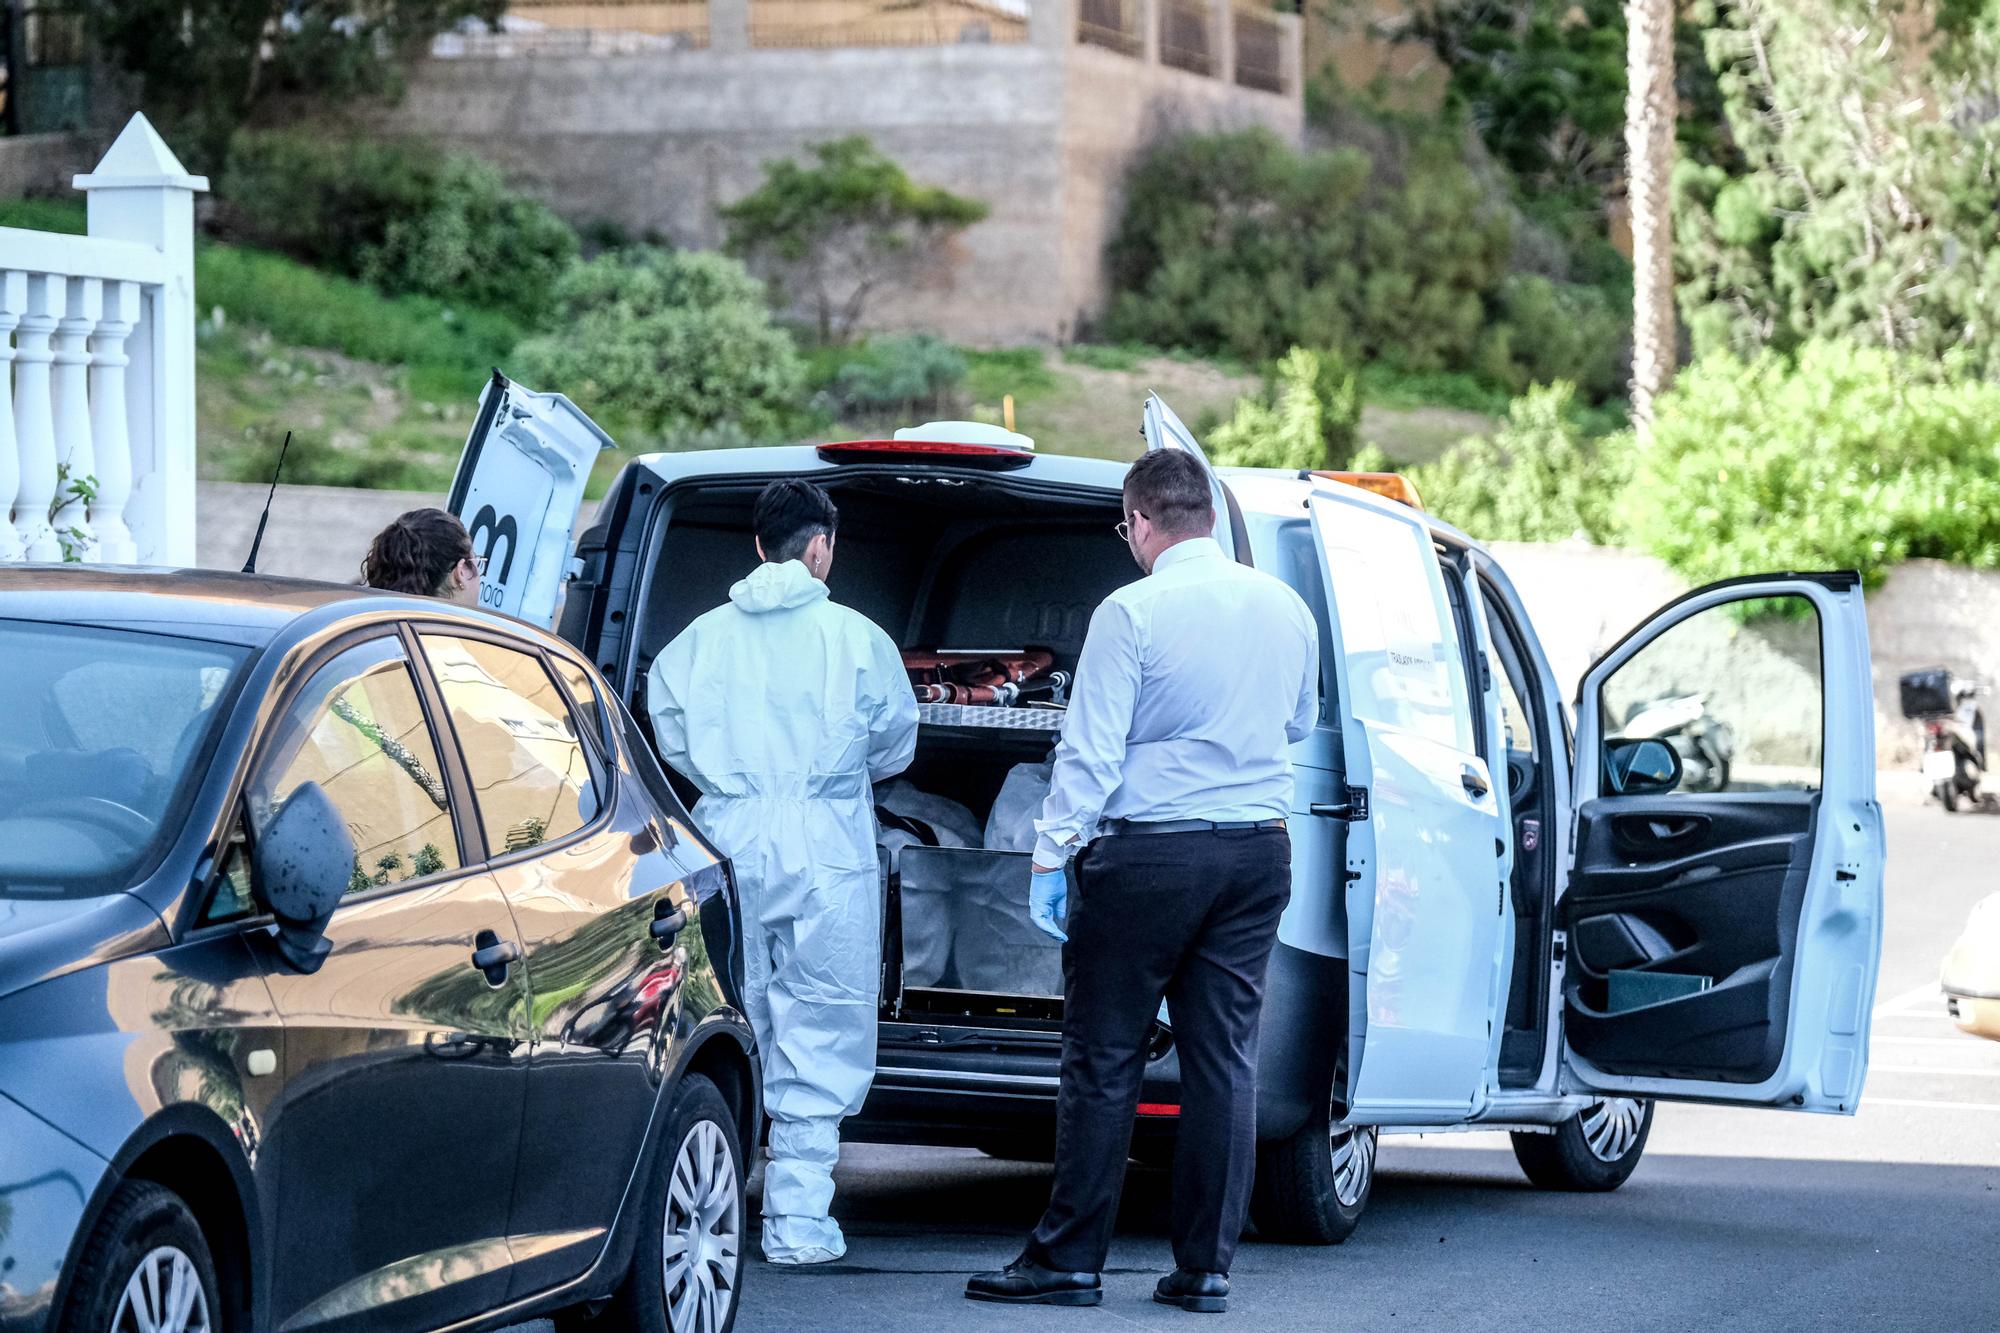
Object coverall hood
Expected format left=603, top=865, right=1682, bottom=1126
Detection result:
left=730, top=559, right=830, bottom=614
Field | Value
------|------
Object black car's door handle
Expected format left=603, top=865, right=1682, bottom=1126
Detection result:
left=1461, top=766, right=1491, bottom=799
left=471, top=931, right=522, bottom=985
left=651, top=903, right=687, bottom=946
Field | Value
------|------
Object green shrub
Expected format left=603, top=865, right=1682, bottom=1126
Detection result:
left=1103, top=127, right=1512, bottom=375
left=1476, top=274, right=1627, bottom=400
left=513, top=248, right=805, bottom=440
left=814, top=334, right=967, bottom=422
left=1626, top=341, right=2000, bottom=588
left=1411, top=382, right=1629, bottom=543
left=1064, top=343, right=1153, bottom=372
left=1208, top=348, right=1362, bottom=472
left=223, top=131, right=578, bottom=320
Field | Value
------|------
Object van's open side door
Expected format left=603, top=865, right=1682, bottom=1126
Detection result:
left=1141, top=393, right=1247, bottom=564
left=1561, top=572, right=1883, bottom=1111
left=448, top=371, right=611, bottom=627
left=1306, top=485, right=1511, bottom=1124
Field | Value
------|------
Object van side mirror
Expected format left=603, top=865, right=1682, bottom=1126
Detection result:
left=252, top=781, right=354, bottom=974
left=1605, top=738, right=1682, bottom=797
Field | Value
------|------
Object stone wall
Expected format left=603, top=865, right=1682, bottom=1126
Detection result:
left=378, top=2, right=1301, bottom=342
left=0, top=133, right=93, bottom=197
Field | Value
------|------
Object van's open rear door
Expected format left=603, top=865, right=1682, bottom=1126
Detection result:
left=1141, top=393, right=1244, bottom=564
left=448, top=371, right=611, bottom=627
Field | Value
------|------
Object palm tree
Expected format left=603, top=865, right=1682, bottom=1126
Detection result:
left=1625, top=0, right=1677, bottom=436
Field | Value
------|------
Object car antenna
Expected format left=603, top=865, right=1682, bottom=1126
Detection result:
left=241, top=430, right=293, bottom=575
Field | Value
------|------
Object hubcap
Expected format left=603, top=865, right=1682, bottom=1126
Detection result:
left=1579, top=1098, right=1647, bottom=1162
left=662, top=1119, right=741, bottom=1333
left=1330, top=1123, right=1378, bottom=1208
left=112, top=1245, right=210, bottom=1333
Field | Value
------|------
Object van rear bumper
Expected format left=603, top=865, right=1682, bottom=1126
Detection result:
left=848, top=1043, right=1183, bottom=1152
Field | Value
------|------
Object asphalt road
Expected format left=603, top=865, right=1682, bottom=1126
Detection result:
left=522, top=803, right=2000, bottom=1331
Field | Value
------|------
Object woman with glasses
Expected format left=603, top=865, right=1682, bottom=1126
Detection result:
left=360, top=508, right=485, bottom=604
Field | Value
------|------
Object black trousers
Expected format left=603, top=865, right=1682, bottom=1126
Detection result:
left=1025, top=827, right=1292, bottom=1275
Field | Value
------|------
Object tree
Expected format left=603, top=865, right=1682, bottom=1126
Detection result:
left=722, top=136, right=989, bottom=344
left=1207, top=348, right=1362, bottom=471
left=92, top=0, right=502, bottom=170
left=1625, top=0, right=1678, bottom=435
left=1673, top=0, right=2000, bottom=377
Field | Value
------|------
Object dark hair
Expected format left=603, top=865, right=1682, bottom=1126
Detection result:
left=1123, top=450, right=1215, bottom=537
left=362, top=508, right=475, bottom=597
left=754, top=479, right=839, bottom=563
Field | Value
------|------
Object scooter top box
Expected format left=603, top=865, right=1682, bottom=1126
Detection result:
left=1900, top=666, right=1955, bottom=718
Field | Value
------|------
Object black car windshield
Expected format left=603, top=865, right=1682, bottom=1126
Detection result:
left=0, top=619, right=249, bottom=899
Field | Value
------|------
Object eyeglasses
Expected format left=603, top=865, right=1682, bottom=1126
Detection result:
left=463, top=554, right=489, bottom=575
left=1114, top=517, right=1134, bottom=542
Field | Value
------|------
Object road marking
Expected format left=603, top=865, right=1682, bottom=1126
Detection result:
left=1871, top=1064, right=2000, bottom=1078
left=1863, top=1096, right=2000, bottom=1112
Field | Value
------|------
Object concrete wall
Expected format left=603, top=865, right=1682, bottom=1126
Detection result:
left=380, top=0, right=1301, bottom=342
left=0, top=133, right=93, bottom=197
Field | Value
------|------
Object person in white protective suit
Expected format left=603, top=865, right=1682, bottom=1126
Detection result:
left=648, top=479, right=919, bottom=1266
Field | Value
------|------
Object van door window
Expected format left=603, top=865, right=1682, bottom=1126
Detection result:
left=1319, top=504, right=1475, bottom=753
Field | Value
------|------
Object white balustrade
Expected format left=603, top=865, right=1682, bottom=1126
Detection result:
left=0, top=272, right=24, bottom=562
left=1, top=113, right=206, bottom=566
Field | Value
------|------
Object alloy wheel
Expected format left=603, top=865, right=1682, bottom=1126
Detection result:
left=1579, top=1098, right=1647, bottom=1162
left=662, top=1118, right=742, bottom=1333
left=111, top=1245, right=210, bottom=1333
left=1330, top=1123, right=1378, bottom=1207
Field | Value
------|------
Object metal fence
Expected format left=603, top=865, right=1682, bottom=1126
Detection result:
left=1233, top=4, right=1283, bottom=92
left=1158, top=0, right=1210, bottom=75
left=747, top=0, right=1027, bottom=49
left=1076, top=0, right=1141, bottom=56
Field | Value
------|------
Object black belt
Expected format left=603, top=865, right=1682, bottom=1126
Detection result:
left=1105, top=817, right=1287, bottom=836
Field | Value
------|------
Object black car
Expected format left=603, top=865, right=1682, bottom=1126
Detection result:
left=0, top=567, right=756, bottom=1333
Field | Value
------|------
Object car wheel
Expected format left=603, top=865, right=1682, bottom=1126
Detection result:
left=58, top=1180, right=219, bottom=1333
left=1510, top=1097, right=1654, bottom=1191
left=607, top=1072, right=745, bottom=1333
left=1249, top=1100, right=1377, bottom=1245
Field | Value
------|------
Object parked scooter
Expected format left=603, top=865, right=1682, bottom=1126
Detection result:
left=1900, top=667, right=1992, bottom=812
left=1612, top=692, right=1736, bottom=793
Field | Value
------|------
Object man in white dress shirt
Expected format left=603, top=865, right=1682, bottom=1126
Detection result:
left=966, top=449, right=1319, bottom=1314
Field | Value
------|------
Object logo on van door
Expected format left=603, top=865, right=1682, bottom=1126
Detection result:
left=468, top=504, right=519, bottom=584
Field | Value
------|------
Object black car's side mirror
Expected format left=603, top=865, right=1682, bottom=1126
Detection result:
left=252, top=781, right=354, bottom=974
left=1604, top=738, right=1683, bottom=797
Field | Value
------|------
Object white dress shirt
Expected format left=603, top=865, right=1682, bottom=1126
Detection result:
left=1032, top=537, right=1320, bottom=867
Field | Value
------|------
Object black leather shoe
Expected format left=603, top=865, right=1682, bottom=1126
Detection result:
left=1154, top=1269, right=1229, bottom=1313
left=965, top=1258, right=1103, bottom=1306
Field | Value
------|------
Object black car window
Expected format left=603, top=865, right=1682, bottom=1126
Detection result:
left=252, top=636, right=462, bottom=895
left=0, top=619, right=247, bottom=899
left=422, top=634, right=602, bottom=855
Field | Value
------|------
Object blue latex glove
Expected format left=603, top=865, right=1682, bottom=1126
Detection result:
left=1029, top=866, right=1069, bottom=943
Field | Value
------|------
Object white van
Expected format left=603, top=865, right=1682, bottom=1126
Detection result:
left=452, top=373, right=1885, bottom=1243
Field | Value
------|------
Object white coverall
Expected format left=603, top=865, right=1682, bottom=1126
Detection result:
left=649, top=558, right=919, bottom=1264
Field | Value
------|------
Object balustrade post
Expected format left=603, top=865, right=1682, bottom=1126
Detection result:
left=0, top=272, right=24, bottom=563
left=12, top=274, right=62, bottom=561
left=90, top=281, right=141, bottom=564
left=51, top=276, right=101, bottom=561
left=77, top=115, right=207, bottom=567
